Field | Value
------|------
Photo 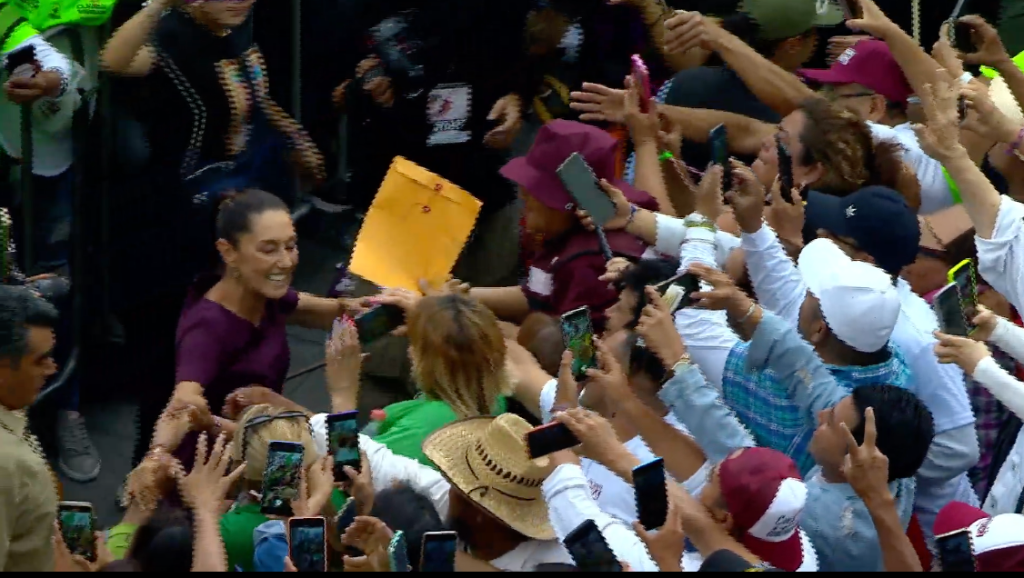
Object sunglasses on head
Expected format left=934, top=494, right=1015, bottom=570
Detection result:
left=239, top=411, right=311, bottom=463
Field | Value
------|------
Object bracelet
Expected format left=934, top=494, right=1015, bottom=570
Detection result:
left=625, top=204, right=639, bottom=227
left=550, top=404, right=571, bottom=417
left=1009, top=127, right=1024, bottom=154
left=959, top=71, right=974, bottom=85
left=737, top=301, right=759, bottom=324
left=659, top=151, right=675, bottom=161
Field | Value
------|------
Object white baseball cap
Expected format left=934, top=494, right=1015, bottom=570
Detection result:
left=797, top=238, right=901, bottom=353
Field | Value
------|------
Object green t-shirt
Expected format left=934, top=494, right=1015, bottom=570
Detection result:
left=10, top=0, right=114, bottom=31
left=0, top=2, right=39, bottom=53
left=220, top=490, right=347, bottom=572
left=372, top=395, right=508, bottom=468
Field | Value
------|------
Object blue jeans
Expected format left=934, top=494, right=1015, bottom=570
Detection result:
left=30, top=170, right=73, bottom=272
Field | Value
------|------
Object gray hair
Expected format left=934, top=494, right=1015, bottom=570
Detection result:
left=0, top=285, right=59, bottom=363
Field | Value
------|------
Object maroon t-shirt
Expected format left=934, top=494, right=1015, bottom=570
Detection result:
left=175, top=275, right=300, bottom=415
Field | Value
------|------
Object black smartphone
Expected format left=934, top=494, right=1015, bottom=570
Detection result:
left=776, top=135, right=794, bottom=204
left=656, top=272, right=701, bottom=313
left=58, top=502, right=97, bottom=562
left=634, top=457, right=668, bottom=531
left=326, top=410, right=361, bottom=481
left=261, top=440, right=305, bottom=517
left=933, top=283, right=972, bottom=337
left=419, top=531, right=459, bottom=573
left=354, top=304, right=405, bottom=346
left=557, top=152, right=617, bottom=227
left=336, top=498, right=358, bottom=535
left=560, top=306, right=596, bottom=381
left=388, top=530, right=411, bottom=572
left=288, top=517, right=328, bottom=573
left=564, top=519, right=623, bottom=572
left=936, top=529, right=976, bottom=572
left=5, top=44, right=36, bottom=78
left=526, top=421, right=581, bottom=459
left=709, top=123, right=730, bottom=193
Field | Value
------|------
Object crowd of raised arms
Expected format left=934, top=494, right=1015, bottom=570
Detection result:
left=6, top=0, right=1024, bottom=572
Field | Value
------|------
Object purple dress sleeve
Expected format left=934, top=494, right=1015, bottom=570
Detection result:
left=279, top=288, right=300, bottom=316
left=175, top=311, right=230, bottom=386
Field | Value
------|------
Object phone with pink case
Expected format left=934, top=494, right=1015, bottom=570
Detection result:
left=631, top=54, right=651, bottom=113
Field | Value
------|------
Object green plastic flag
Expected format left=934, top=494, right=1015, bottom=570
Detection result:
left=10, top=0, right=116, bottom=31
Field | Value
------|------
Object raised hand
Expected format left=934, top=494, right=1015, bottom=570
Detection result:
left=933, top=330, right=992, bottom=375
left=175, top=433, right=246, bottom=514
left=569, top=83, right=627, bottom=123
left=554, top=407, right=628, bottom=467
left=839, top=407, right=891, bottom=503
left=957, top=15, right=1011, bottom=67
left=636, top=286, right=687, bottom=367
left=341, top=516, right=394, bottom=572
left=912, top=73, right=966, bottom=163
left=725, top=159, right=765, bottom=233
left=485, top=94, right=523, bottom=149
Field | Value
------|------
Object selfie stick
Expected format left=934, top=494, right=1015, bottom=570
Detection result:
left=595, top=226, right=614, bottom=262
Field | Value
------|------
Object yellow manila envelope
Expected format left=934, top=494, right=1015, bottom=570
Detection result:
left=349, top=156, right=483, bottom=291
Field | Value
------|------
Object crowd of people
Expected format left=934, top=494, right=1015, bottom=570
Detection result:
left=4, top=0, right=1024, bottom=572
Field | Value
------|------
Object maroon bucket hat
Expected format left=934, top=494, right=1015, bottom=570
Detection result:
left=500, top=119, right=651, bottom=212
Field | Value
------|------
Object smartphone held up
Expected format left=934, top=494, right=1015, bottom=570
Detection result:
left=58, top=502, right=97, bottom=562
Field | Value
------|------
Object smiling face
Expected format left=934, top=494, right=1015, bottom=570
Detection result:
left=195, top=0, right=256, bottom=29
left=217, top=209, right=298, bottom=299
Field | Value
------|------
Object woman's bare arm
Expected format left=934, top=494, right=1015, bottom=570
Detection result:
left=99, top=0, right=166, bottom=75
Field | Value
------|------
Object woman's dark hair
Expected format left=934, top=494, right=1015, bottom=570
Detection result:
left=850, top=385, right=935, bottom=482
left=614, top=257, right=678, bottom=329
left=124, top=501, right=194, bottom=573
left=215, top=189, right=289, bottom=246
left=797, top=98, right=921, bottom=211
left=370, top=484, right=447, bottom=571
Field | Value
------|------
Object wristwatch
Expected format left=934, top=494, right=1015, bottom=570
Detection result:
left=660, top=353, right=692, bottom=385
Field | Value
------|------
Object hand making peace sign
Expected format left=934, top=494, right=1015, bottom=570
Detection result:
left=839, top=407, right=890, bottom=503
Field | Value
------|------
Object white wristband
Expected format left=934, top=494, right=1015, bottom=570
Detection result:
left=960, top=72, right=974, bottom=85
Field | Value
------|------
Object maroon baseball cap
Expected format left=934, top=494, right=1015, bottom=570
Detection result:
left=499, top=119, right=651, bottom=212
left=934, top=502, right=1024, bottom=571
left=719, top=448, right=816, bottom=572
left=799, top=39, right=913, bottom=104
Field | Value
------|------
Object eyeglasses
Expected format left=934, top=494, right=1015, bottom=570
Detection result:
left=824, top=91, right=876, bottom=102
left=239, top=411, right=311, bottom=464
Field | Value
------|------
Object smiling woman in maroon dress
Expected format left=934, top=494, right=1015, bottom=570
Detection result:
left=171, top=190, right=356, bottom=440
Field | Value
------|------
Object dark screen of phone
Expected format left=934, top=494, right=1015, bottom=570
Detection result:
left=565, top=520, right=623, bottom=572
left=709, top=125, right=730, bottom=193
left=672, top=274, right=700, bottom=311
left=527, top=422, right=580, bottom=459
left=327, top=413, right=361, bottom=479
left=355, top=304, right=405, bottom=345
left=261, top=443, right=304, bottom=516
left=937, top=531, right=975, bottom=572
left=634, top=458, right=668, bottom=530
left=420, top=534, right=458, bottom=572
left=560, top=308, right=596, bottom=381
left=936, top=287, right=970, bottom=337
left=557, top=154, right=616, bottom=227
left=289, top=521, right=327, bottom=572
left=776, top=136, right=794, bottom=203
left=58, top=507, right=96, bottom=561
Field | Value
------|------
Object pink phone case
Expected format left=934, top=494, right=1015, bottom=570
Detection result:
left=631, top=54, right=652, bottom=113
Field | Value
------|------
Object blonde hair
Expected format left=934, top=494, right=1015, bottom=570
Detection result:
left=407, top=295, right=511, bottom=418
left=231, top=404, right=317, bottom=482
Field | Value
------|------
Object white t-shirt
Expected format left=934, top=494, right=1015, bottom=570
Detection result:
left=868, top=121, right=953, bottom=215
left=538, top=379, right=711, bottom=523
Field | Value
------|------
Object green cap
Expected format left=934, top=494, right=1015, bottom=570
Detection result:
left=740, top=0, right=845, bottom=41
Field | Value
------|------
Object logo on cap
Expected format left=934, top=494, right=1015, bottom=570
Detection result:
left=766, top=514, right=798, bottom=539
left=846, top=206, right=856, bottom=218
left=838, top=48, right=856, bottom=65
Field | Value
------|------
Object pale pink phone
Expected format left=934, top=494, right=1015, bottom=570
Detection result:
left=631, top=54, right=651, bottom=113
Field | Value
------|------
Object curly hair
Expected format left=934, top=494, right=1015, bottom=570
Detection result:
left=407, top=294, right=511, bottom=418
left=797, top=98, right=921, bottom=211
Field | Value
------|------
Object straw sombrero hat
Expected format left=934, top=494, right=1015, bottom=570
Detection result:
left=423, top=413, right=556, bottom=541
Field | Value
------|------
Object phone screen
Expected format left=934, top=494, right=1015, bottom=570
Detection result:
left=261, top=441, right=305, bottom=516
left=936, top=530, right=975, bottom=572
left=658, top=273, right=700, bottom=313
left=288, top=517, right=327, bottom=572
left=934, top=284, right=971, bottom=337
left=526, top=422, right=581, bottom=459
left=388, top=530, right=410, bottom=572
left=327, top=411, right=361, bottom=480
left=634, top=458, right=668, bottom=531
left=557, top=153, right=617, bottom=227
left=776, top=136, right=794, bottom=203
left=58, top=503, right=96, bottom=562
left=5, top=44, right=36, bottom=79
left=354, top=304, right=405, bottom=346
left=560, top=306, right=596, bottom=381
left=564, top=520, right=623, bottom=572
left=709, top=124, right=730, bottom=193
left=420, top=531, right=458, bottom=573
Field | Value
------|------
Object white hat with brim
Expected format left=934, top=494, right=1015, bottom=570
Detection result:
left=423, top=414, right=556, bottom=541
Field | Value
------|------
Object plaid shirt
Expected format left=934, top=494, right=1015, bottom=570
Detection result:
left=722, top=341, right=912, bottom=477
left=968, top=346, right=1015, bottom=498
